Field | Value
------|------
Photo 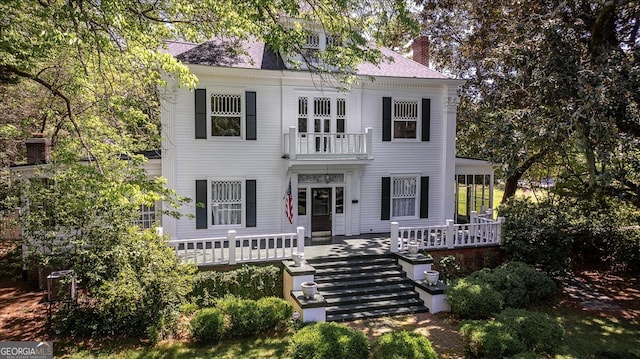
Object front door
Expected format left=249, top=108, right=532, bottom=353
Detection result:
left=311, top=188, right=332, bottom=237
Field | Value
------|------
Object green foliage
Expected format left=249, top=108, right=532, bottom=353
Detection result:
left=446, top=278, right=503, bottom=319
left=496, top=309, right=565, bottom=355
left=190, top=308, right=226, bottom=344
left=508, top=352, right=547, bottom=359
left=435, top=255, right=462, bottom=284
left=469, top=262, right=556, bottom=308
left=216, top=295, right=262, bottom=337
left=371, top=330, right=438, bottom=359
left=460, top=320, right=525, bottom=358
left=288, top=322, right=369, bottom=359
left=52, top=229, right=194, bottom=340
left=461, top=309, right=564, bottom=358
left=500, top=199, right=572, bottom=277
left=256, top=297, right=293, bottom=333
left=190, top=265, right=282, bottom=305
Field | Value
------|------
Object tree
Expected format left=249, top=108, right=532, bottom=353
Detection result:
left=420, top=0, right=640, bottom=205
left=2, top=0, right=416, bottom=338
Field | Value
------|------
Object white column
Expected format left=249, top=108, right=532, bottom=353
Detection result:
left=288, top=126, right=297, bottom=160
left=228, top=230, right=237, bottom=264
left=446, top=219, right=455, bottom=249
left=160, top=84, right=178, bottom=239
left=365, top=127, right=373, bottom=159
left=390, top=221, right=399, bottom=253
left=443, top=86, right=461, bottom=223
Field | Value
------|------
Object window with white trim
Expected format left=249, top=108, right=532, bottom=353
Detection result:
left=392, top=176, right=417, bottom=217
left=135, top=203, right=158, bottom=229
left=298, top=97, right=308, bottom=136
left=211, top=180, right=242, bottom=225
left=393, top=100, right=418, bottom=139
left=211, top=94, right=242, bottom=137
left=305, top=33, right=321, bottom=50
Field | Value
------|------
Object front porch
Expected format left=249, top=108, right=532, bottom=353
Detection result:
left=168, top=213, right=504, bottom=266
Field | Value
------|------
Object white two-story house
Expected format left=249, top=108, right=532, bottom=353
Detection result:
left=159, top=34, right=494, bottom=241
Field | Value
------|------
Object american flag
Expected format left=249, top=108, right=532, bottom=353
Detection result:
left=285, top=178, right=294, bottom=224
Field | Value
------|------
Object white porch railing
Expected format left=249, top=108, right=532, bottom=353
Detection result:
left=283, top=126, right=373, bottom=160
left=390, top=211, right=505, bottom=252
left=168, top=227, right=305, bottom=266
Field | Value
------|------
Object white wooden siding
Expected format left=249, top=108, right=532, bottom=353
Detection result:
left=163, top=67, right=458, bottom=239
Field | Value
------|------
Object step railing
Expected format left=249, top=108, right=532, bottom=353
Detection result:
left=168, top=227, right=305, bottom=266
left=390, top=213, right=505, bottom=252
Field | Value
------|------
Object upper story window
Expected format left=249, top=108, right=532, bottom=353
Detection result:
left=211, top=94, right=242, bottom=137
left=326, top=34, right=342, bottom=47
left=393, top=100, right=418, bottom=139
left=305, top=33, right=321, bottom=50
left=211, top=180, right=242, bottom=225
left=392, top=176, right=417, bottom=218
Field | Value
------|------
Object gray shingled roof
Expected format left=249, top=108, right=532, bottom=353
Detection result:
left=165, top=39, right=449, bottom=79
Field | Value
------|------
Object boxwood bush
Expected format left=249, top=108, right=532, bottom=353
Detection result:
left=216, top=295, right=262, bottom=337
left=371, top=330, right=438, bottom=359
left=446, top=278, right=504, bottom=319
left=289, top=322, right=369, bottom=359
left=460, top=309, right=565, bottom=358
left=496, top=309, right=565, bottom=355
left=468, top=262, right=556, bottom=309
left=460, top=320, right=526, bottom=358
left=190, top=265, right=281, bottom=305
left=256, top=296, right=293, bottom=333
left=190, top=307, right=226, bottom=344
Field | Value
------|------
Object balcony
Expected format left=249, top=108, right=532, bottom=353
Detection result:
left=283, top=127, right=373, bottom=163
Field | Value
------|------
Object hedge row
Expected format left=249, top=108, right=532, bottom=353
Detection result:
left=289, top=323, right=438, bottom=359
left=190, top=265, right=282, bottom=305
left=190, top=296, right=292, bottom=344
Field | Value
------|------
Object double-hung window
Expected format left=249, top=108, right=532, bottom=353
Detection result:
left=135, top=203, right=158, bottom=229
left=211, top=180, right=242, bottom=225
left=393, top=100, right=418, bottom=139
left=392, top=176, right=417, bottom=217
left=211, top=94, right=242, bottom=137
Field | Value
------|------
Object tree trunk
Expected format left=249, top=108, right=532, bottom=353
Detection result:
left=501, top=149, right=550, bottom=204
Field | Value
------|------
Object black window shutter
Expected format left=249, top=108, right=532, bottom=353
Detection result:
left=420, top=176, right=429, bottom=218
left=246, top=180, right=257, bottom=227
left=195, top=89, right=207, bottom=139
left=382, top=97, right=392, bottom=141
left=246, top=91, right=257, bottom=140
left=421, top=98, right=431, bottom=142
left=195, top=180, right=208, bottom=229
left=381, top=177, right=391, bottom=220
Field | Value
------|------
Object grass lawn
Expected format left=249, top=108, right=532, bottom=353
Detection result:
left=54, top=306, right=640, bottom=359
left=57, top=335, right=291, bottom=359
left=550, top=307, right=640, bottom=359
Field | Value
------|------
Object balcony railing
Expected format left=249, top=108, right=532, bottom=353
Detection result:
left=283, top=126, right=373, bottom=160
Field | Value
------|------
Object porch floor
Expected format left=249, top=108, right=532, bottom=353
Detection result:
left=303, top=232, right=391, bottom=259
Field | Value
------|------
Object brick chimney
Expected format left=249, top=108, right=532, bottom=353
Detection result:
left=25, top=133, right=51, bottom=165
left=412, top=35, right=430, bottom=67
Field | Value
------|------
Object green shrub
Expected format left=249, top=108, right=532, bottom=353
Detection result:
left=468, top=262, right=556, bottom=309
left=52, top=230, right=194, bottom=340
left=191, top=265, right=282, bottom=305
left=447, top=278, right=503, bottom=319
left=256, top=297, right=293, bottom=332
left=216, top=295, right=261, bottom=337
left=498, top=262, right=556, bottom=305
left=496, top=309, right=564, bottom=355
left=371, top=330, right=437, bottom=359
left=289, top=322, right=369, bottom=359
left=500, top=199, right=572, bottom=277
left=460, top=320, right=525, bottom=358
left=190, top=308, right=226, bottom=344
